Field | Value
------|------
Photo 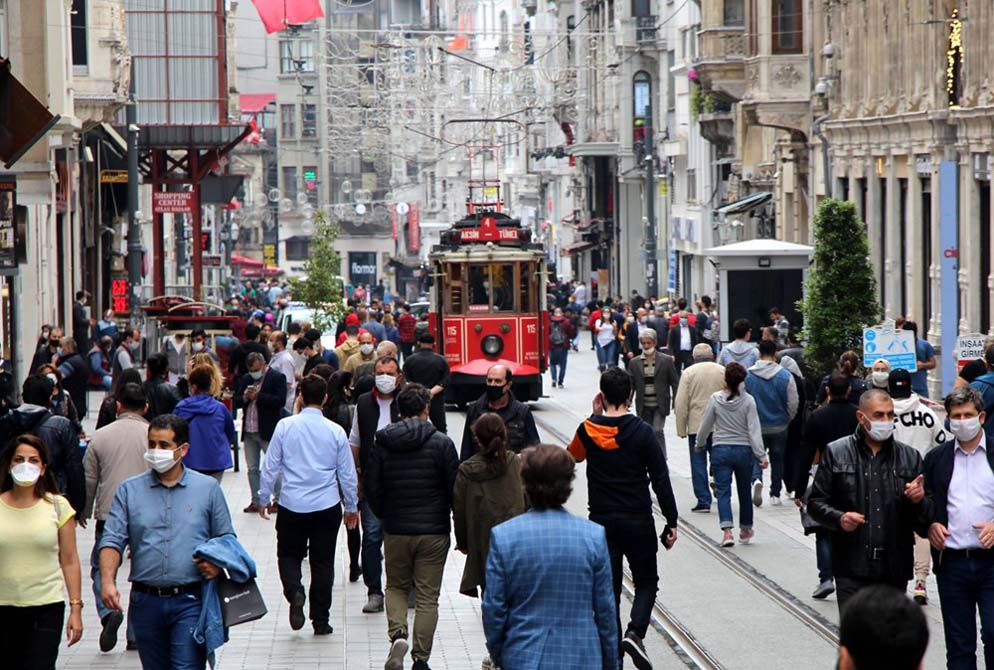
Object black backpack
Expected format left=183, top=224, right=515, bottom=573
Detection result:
left=550, top=320, right=566, bottom=347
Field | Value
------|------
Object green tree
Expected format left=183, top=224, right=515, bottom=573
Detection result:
left=800, top=199, right=882, bottom=376
left=289, top=212, right=344, bottom=332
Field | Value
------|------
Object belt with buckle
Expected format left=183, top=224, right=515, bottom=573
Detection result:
left=132, top=581, right=201, bottom=597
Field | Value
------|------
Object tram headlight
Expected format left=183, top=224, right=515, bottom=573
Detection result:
left=481, top=334, right=504, bottom=357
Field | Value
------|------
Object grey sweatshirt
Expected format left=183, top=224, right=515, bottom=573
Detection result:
left=695, top=389, right=766, bottom=460
left=718, top=339, right=759, bottom=368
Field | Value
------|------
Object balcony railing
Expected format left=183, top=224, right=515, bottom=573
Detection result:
left=698, top=27, right=747, bottom=63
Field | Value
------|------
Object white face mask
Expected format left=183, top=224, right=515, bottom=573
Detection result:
left=10, top=462, right=41, bottom=487
left=871, top=371, right=890, bottom=387
left=375, top=374, right=397, bottom=395
left=641, top=343, right=655, bottom=353
left=949, top=417, right=982, bottom=442
left=144, top=448, right=179, bottom=474
left=191, top=341, right=204, bottom=353
left=360, top=343, right=375, bottom=356
left=865, top=420, right=895, bottom=442
left=45, top=373, right=58, bottom=387
left=249, top=370, right=264, bottom=381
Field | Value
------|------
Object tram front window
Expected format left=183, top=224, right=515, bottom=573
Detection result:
left=493, top=264, right=514, bottom=311
left=467, top=263, right=516, bottom=312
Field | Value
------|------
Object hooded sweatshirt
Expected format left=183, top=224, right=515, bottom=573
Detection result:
left=718, top=339, right=759, bottom=368
left=174, top=394, right=236, bottom=472
left=745, top=359, right=799, bottom=433
left=892, top=394, right=949, bottom=455
left=696, top=390, right=766, bottom=460
left=567, top=414, right=678, bottom=527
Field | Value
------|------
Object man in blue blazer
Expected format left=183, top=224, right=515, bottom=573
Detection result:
left=482, top=445, right=617, bottom=670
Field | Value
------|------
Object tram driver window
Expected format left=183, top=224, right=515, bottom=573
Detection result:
left=469, top=265, right=489, bottom=309
left=493, top=264, right=514, bottom=311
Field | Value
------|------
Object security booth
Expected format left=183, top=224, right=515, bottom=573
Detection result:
left=704, top=239, right=814, bottom=342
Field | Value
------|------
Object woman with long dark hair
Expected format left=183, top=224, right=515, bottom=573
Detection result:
left=454, top=413, right=526, bottom=597
left=0, top=435, right=83, bottom=668
left=95, top=368, right=143, bottom=430
left=696, top=363, right=769, bottom=547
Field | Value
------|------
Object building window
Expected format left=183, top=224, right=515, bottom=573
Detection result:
left=301, top=104, right=316, bottom=137
left=71, top=0, right=88, bottom=67
left=0, top=0, right=7, bottom=58
left=499, top=11, right=509, bottom=51
left=633, top=71, right=651, bottom=134
left=280, top=104, right=296, bottom=138
left=723, top=0, right=744, bottom=27
left=772, top=0, right=803, bottom=54
left=285, top=237, right=310, bottom=261
left=280, top=39, right=315, bottom=74
left=297, top=40, right=315, bottom=72
left=282, top=166, right=298, bottom=200
left=686, top=168, right=697, bottom=202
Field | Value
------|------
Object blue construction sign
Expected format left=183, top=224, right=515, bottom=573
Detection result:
left=863, top=324, right=918, bottom=371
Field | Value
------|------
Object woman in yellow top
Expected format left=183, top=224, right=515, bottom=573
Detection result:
left=0, top=434, right=83, bottom=668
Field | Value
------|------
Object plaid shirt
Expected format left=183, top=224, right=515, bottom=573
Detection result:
left=243, top=380, right=262, bottom=434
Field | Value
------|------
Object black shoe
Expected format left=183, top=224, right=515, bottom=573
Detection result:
left=313, top=622, right=334, bottom=635
left=349, top=564, right=362, bottom=583
left=125, top=641, right=138, bottom=651
left=289, top=591, right=306, bottom=631
left=622, top=632, right=653, bottom=670
left=99, top=610, right=124, bottom=652
left=412, top=660, right=432, bottom=670
left=691, top=504, right=711, bottom=513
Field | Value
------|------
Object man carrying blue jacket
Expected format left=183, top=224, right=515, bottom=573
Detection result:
left=745, top=339, right=798, bottom=508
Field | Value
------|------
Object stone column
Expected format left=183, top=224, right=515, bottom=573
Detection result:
left=906, top=154, right=925, bottom=326
left=884, top=155, right=901, bottom=319
left=867, top=158, right=884, bottom=309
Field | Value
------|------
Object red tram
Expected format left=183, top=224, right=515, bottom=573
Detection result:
left=428, top=212, right=549, bottom=405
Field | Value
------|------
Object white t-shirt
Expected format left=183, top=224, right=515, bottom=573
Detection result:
left=348, top=394, right=394, bottom=450
left=595, top=319, right=615, bottom=347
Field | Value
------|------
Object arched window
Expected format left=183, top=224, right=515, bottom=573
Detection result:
left=633, top=71, right=651, bottom=119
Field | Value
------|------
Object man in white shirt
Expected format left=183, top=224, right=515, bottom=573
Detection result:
left=258, top=375, right=359, bottom=635
left=268, top=330, right=297, bottom=414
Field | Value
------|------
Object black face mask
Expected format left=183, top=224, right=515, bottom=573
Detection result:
left=485, top=384, right=507, bottom=402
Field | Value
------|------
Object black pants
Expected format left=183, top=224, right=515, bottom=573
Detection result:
left=0, top=601, right=65, bottom=670
left=429, top=395, right=447, bottom=434
left=835, top=575, right=908, bottom=614
left=674, top=350, right=693, bottom=374
left=347, top=524, right=362, bottom=570
left=592, top=514, right=658, bottom=645
left=276, top=503, right=342, bottom=626
left=936, top=549, right=994, bottom=670
left=400, top=342, right=414, bottom=363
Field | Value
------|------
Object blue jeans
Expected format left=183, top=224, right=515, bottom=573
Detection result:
left=549, top=348, right=568, bottom=384
left=751, top=430, right=787, bottom=497
left=688, top=434, right=712, bottom=507
left=815, top=530, right=833, bottom=583
left=936, top=550, right=994, bottom=670
left=129, top=590, right=205, bottom=670
left=711, top=444, right=754, bottom=530
left=92, top=524, right=135, bottom=643
left=595, top=340, right=618, bottom=369
left=360, top=499, right=384, bottom=595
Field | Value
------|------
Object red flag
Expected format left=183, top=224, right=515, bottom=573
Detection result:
left=246, top=117, right=261, bottom=144
left=251, top=0, right=324, bottom=34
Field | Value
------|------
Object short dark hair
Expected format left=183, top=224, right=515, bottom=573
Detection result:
left=345, top=324, right=359, bottom=336
left=244, top=323, right=261, bottom=341
left=839, top=585, right=928, bottom=670
left=287, top=322, right=302, bottom=335
left=271, top=331, right=287, bottom=348
left=985, top=343, right=994, bottom=369
left=292, top=337, right=313, bottom=352
left=299, top=374, right=328, bottom=406
left=76, top=290, right=87, bottom=301
left=521, top=445, right=575, bottom=509
left=944, top=385, right=985, bottom=415
left=191, top=328, right=207, bottom=340
left=148, top=414, right=190, bottom=446
left=22, top=374, right=55, bottom=406
left=732, top=318, right=751, bottom=340
left=147, top=352, right=169, bottom=378
left=827, top=372, right=850, bottom=398
left=246, top=352, right=266, bottom=368
left=397, top=384, right=430, bottom=418
left=310, top=363, right=335, bottom=381
left=374, top=356, right=400, bottom=373
left=305, top=328, right=322, bottom=342
left=599, top=368, right=632, bottom=408
left=677, top=297, right=687, bottom=310
left=901, top=320, right=918, bottom=338
left=758, top=339, right=778, bottom=357
left=769, top=306, right=781, bottom=316
left=701, top=295, right=712, bottom=308
left=960, top=358, right=988, bottom=384
left=118, top=383, right=148, bottom=411
left=418, top=332, right=436, bottom=345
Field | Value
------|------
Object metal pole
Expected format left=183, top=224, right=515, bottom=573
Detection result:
left=644, top=103, right=658, bottom=298
left=126, top=63, right=142, bottom=326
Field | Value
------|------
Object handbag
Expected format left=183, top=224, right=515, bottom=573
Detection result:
left=217, top=576, right=267, bottom=627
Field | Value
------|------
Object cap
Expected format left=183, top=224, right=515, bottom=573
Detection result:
left=888, top=368, right=912, bottom=399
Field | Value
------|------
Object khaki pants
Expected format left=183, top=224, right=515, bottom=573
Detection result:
left=384, top=533, right=450, bottom=661
left=915, top=534, right=932, bottom=582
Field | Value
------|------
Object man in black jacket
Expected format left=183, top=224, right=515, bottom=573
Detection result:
left=460, top=364, right=540, bottom=461
left=808, top=389, right=928, bottom=613
left=228, top=323, right=271, bottom=378
left=143, top=353, right=182, bottom=420
left=0, top=374, right=84, bottom=516
left=794, top=372, right=860, bottom=600
left=56, top=336, right=89, bottom=418
left=666, top=310, right=700, bottom=373
left=365, top=384, right=458, bottom=670
left=402, top=333, right=450, bottom=433
left=31, top=327, right=62, bottom=374
left=233, top=352, right=287, bottom=513
left=922, top=386, right=994, bottom=669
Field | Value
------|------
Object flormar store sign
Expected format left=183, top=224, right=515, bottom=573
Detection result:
left=349, top=251, right=377, bottom=286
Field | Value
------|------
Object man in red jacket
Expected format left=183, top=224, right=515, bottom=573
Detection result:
left=397, top=304, right=417, bottom=363
left=588, top=303, right=602, bottom=352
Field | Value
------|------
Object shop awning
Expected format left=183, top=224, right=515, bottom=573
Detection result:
left=240, top=93, right=276, bottom=114
left=230, top=253, right=265, bottom=267
left=716, top=192, right=772, bottom=216
left=563, top=241, right=596, bottom=254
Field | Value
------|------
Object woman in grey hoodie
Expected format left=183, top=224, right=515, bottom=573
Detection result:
left=696, top=363, right=769, bottom=547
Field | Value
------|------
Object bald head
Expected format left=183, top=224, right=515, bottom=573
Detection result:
left=376, top=341, right=398, bottom=358
left=859, top=388, right=892, bottom=412
left=487, top=364, right=512, bottom=385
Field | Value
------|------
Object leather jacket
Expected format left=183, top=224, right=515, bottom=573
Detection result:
left=807, top=427, right=928, bottom=581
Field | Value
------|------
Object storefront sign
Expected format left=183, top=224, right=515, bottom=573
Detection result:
left=152, top=191, right=196, bottom=214
left=349, top=251, right=377, bottom=287
left=203, top=254, right=222, bottom=268
left=111, top=277, right=129, bottom=313
left=263, top=243, right=276, bottom=267
left=100, top=170, right=129, bottom=183
left=0, top=177, right=16, bottom=269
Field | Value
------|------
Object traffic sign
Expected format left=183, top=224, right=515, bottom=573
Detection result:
left=956, top=333, right=986, bottom=369
left=862, top=324, right=918, bottom=371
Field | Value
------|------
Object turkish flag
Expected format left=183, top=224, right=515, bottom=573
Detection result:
left=251, top=0, right=324, bottom=34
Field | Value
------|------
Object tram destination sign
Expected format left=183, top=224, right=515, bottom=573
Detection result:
left=459, top=217, right=520, bottom=242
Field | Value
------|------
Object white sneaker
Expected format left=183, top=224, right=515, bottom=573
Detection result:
left=385, top=637, right=408, bottom=670
left=752, top=481, right=764, bottom=507
left=770, top=496, right=783, bottom=506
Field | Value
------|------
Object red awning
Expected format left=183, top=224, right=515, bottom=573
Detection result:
left=240, top=93, right=276, bottom=114
left=230, top=253, right=265, bottom=267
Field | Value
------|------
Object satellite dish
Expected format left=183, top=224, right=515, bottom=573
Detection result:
left=396, top=202, right=410, bottom=215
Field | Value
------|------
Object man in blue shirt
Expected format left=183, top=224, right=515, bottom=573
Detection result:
left=99, top=414, right=235, bottom=670
left=903, top=321, right=936, bottom=398
left=258, top=374, right=359, bottom=635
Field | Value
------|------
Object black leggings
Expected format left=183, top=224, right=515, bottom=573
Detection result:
left=0, top=601, right=65, bottom=670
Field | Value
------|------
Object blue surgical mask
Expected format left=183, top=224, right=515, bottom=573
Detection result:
left=249, top=370, right=264, bottom=381
left=679, top=318, right=688, bottom=327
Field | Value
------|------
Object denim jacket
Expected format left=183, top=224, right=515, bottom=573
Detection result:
left=192, top=535, right=257, bottom=667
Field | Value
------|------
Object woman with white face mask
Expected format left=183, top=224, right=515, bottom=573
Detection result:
left=0, top=435, right=84, bottom=666
left=868, top=358, right=891, bottom=390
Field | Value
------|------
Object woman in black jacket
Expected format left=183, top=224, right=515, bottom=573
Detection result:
left=95, top=368, right=143, bottom=430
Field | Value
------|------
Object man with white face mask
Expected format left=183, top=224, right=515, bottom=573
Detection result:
left=350, top=356, right=404, bottom=614
left=808, top=389, right=929, bottom=614
left=628, top=328, right=679, bottom=460
left=233, top=353, right=287, bottom=513
left=923, top=386, right=994, bottom=669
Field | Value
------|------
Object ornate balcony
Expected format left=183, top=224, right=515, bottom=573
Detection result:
left=694, top=27, right=748, bottom=101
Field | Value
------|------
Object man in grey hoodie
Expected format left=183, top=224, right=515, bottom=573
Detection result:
left=718, top=319, right=759, bottom=369
left=744, top=340, right=798, bottom=507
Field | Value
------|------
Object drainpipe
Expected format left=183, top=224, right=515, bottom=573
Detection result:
left=813, top=114, right=832, bottom=199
